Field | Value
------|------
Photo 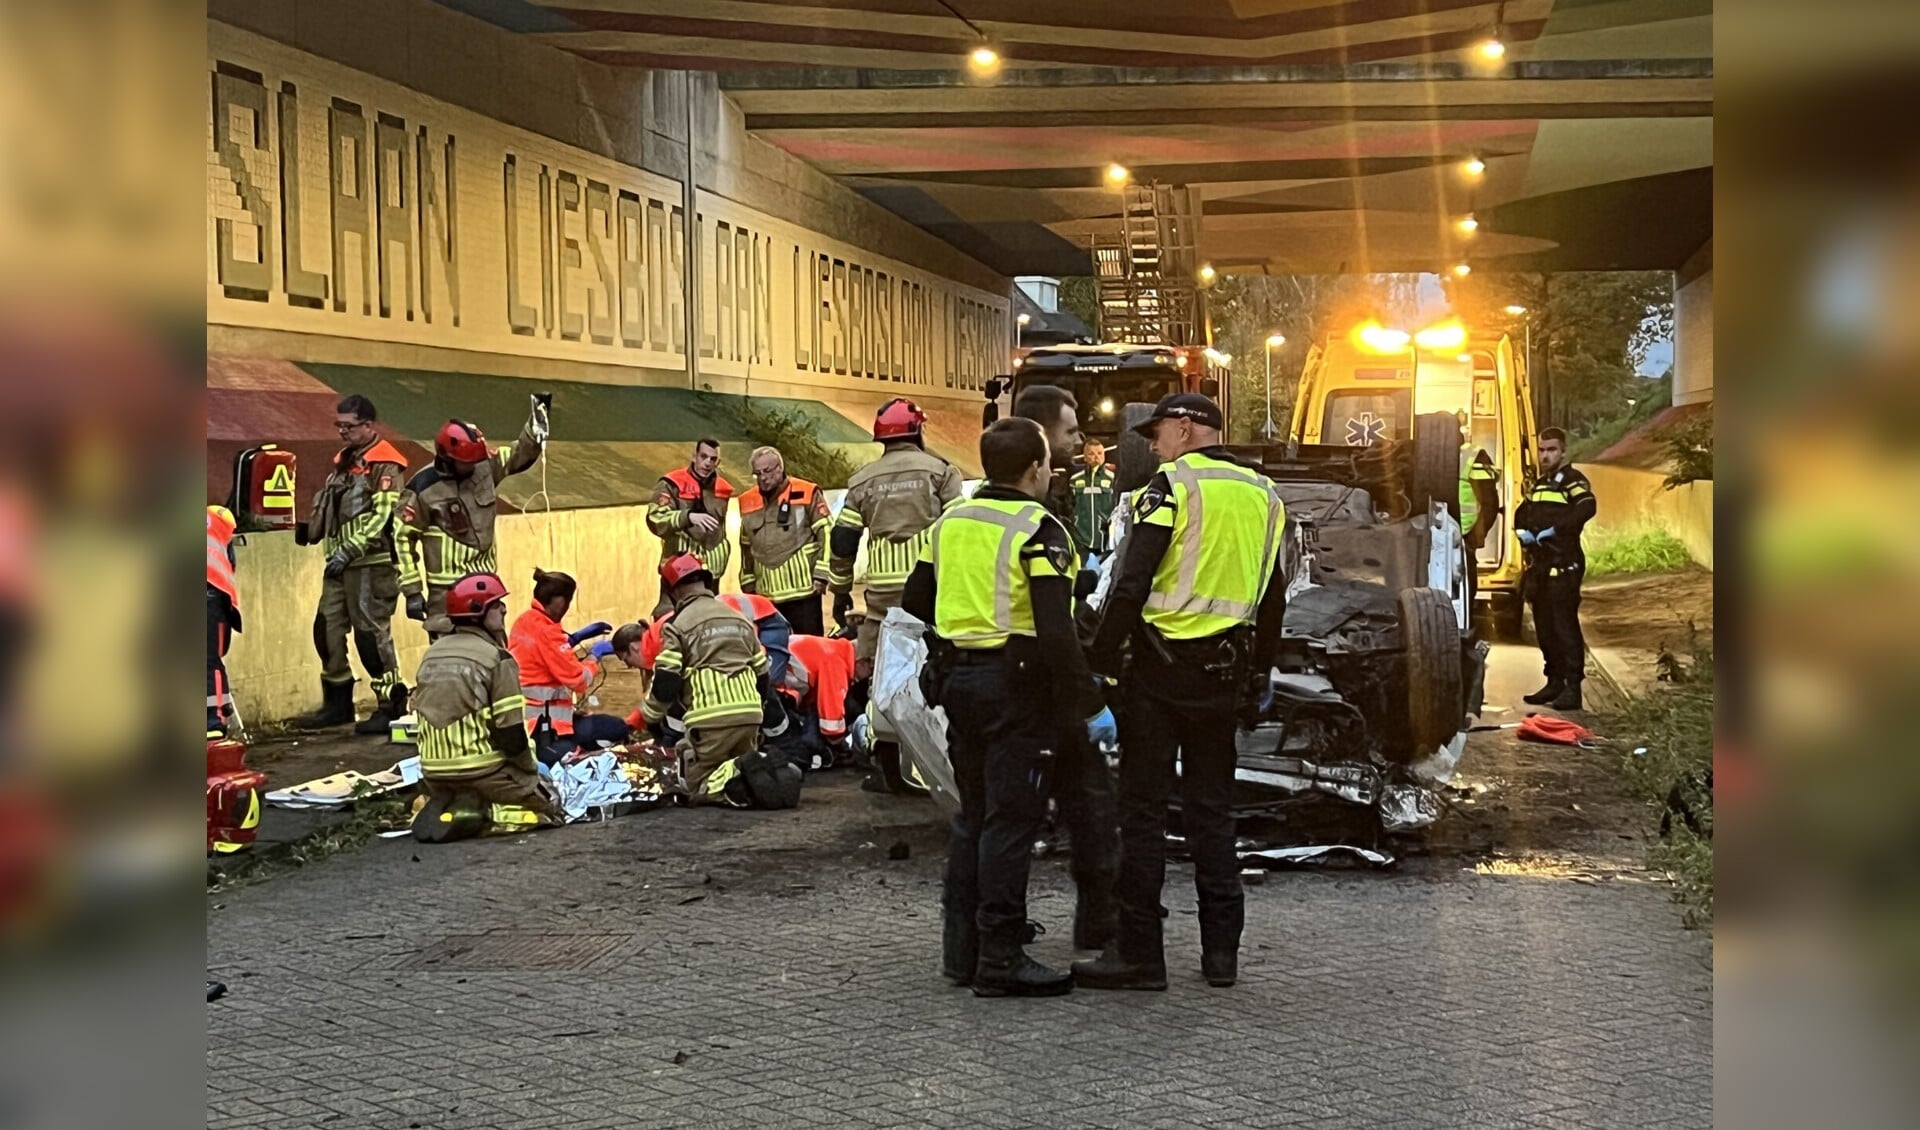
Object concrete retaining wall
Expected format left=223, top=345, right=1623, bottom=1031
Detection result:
left=1581, top=462, right=1714, bottom=570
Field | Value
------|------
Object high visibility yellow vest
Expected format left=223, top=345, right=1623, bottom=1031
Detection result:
left=1141, top=452, right=1286, bottom=640
left=925, top=497, right=1069, bottom=649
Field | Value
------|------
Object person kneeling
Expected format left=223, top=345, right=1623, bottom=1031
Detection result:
left=412, top=572, right=565, bottom=842
left=637, top=555, right=800, bottom=809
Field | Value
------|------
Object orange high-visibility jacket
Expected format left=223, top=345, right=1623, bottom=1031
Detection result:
left=508, top=603, right=597, bottom=736
left=786, top=633, right=856, bottom=740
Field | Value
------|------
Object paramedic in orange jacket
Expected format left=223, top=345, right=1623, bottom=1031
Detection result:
left=784, top=633, right=857, bottom=749
left=505, top=569, right=624, bottom=758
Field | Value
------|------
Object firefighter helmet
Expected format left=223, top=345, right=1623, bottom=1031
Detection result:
left=445, top=572, right=509, bottom=621
left=659, top=553, right=713, bottom=590
left=436, top=419, right=489, bottom=463
left=872, top=398, right=926, bottom=441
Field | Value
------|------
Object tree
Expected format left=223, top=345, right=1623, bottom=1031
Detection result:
left=1057, top=276, right=1099, bottom=337
left=1443, top=271, right=1673, bottom=433
left=1205, top=273, right=1423, bottom=442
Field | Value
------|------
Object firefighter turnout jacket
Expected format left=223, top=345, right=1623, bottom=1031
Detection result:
left=648, top=468, right=735, bottom=582
left=640, top=591, right=770, bottom=731
left=1514, top=465, right=1598, bottom=574
left=395, top=418, right=543, bottom=600
left=1090, top=447, right=1289, bottom=662
left=738, top=476, right=831, bottom=602
left=829, top=445, right=965, bottom=595
left=307, top=439, right=408, bottom=567
left=413, top=626, right=531, bottom=778
left=507, top=604, right=597, bottom=738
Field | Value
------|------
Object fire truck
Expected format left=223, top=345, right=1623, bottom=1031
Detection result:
left=1001, top=342, right=1230, bottom=449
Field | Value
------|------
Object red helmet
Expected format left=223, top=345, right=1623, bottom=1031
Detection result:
left=873, top=398, right=926, bottom=441
left=436, top=419, right=489, bottom=463
left=445, top=572, right=509, bottom=621
left=659, top=553, right=713, bottom=590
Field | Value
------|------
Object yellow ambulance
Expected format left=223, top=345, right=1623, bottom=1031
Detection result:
left=1288, top=319, right=1539, bottom=636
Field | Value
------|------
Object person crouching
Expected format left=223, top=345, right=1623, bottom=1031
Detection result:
left=412, top=572, right=565, bottom=842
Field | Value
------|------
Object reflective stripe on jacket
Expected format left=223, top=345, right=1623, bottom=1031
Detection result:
left=1140, top=452, right=1286, bottom=640
left=647, top=467, right=735, bottom=580
left=641, top=592, right=767, bottom=730
left=508, top=604, right=597, bottom=737
left=739, top=477, right=830, bottom=602
left=414, top=627, right=528, bottom=777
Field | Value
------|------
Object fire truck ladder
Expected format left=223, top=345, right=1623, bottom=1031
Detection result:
left=1093, top=183, right=1204, bottom=347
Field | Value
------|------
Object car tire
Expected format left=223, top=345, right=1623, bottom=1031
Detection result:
left=1399, top=586, right=1465, bottom=760
left=1115, top=402, right=1159, bottom=494
left=1412, top=411, right=1462, bottom=520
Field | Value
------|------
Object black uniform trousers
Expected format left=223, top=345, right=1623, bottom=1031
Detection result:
left=1052, top=726, right=1118, bottom=900
left=1112, top=634, right=1245, bottom=967
left=942, top=651, right=1054, bottom=945
left=774, top=594, right=825, bottom=638
left=1528, top=566, right=1587, bottom=684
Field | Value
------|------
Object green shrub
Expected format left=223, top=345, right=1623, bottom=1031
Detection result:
left=1610, top=637, right=1714, bottom=926
left=1661, top=416, right=1713, bottom=490
left=1585, top=528, right=1693, bottom=575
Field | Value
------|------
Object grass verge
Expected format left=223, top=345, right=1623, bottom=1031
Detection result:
left=1585, top=527, right=1693, bottom=577
left=207, top=793, right=410, bottom=893
left=1606, top=637, right=1713, bottom=926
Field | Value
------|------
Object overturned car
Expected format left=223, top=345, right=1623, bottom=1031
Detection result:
left=875, top=409, right=1485, bottom=850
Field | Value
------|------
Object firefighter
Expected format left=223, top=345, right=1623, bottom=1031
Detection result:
left=506, top=569, right=622, bottom=759
left=738, top=445, right=831, bottom=635
left=638, top=554, right=773, bottom=806
left=411, top=572, right=565, bottom=842
left=829, top=398, right=964, bottom=791
left=646, top=438, right=733, bottom=615
left=901, top=417, right=1110, bottom=997
left=1516, top=427, right=1598, bottom=711
left=294, top=395, right=410, bottom=732
left=1070, top=439, right=1119, bottom=557
left=395, top=400, right=547, bottom=638
left=1074, top=393, right=1288, bottom=992
left=1012, top=384, right=1119, bottom=951
left=206, top=505, right=242, bottom=736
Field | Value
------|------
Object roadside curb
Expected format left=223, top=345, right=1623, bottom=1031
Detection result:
left=1586, top=645, right=1633, bottom=712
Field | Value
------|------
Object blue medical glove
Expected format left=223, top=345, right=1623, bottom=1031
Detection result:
left=1534, top=526, right=1558, bottom=541
left=568, top=621, right=613, bottom=646
left=589, top=640, right=616, bottom=660
left=1516, top=529, right=1537, bottom=547
left=1086, top=707, right=1117, bottom=747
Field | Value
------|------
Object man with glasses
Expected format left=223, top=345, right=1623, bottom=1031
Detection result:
left=294, top=395, right=410, bottom=733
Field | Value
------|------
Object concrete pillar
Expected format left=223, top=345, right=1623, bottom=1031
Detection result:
left=1673, top=240, right=1713, bottom=406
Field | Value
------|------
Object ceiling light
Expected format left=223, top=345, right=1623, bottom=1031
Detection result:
left=1104, top=163, right=1131, bottom=185
left=1461, top=157, right=1486, bottom=179
left=1099, top=397, right=1115, bottom=416
left=1198, top=264, right=1217, bottom=284
left=968, top=44, right=1000, bottom=71
left=1457, top=214, right=1479, bottom=235
left=1476, top=37, right=1506, bottom=62
left=1450, top=262, right=1473, bottom=278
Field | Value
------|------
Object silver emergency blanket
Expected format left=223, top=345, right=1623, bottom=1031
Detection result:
left=550, top=752, right=665, bottom=822
left=1241, top=844, right=1396, bottom=869
left=1379, top=784, right=1442, bottom=832
left=871, top=608, right=961, bottom=815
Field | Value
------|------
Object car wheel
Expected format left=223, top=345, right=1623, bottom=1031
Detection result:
left=1399, top=586, right=1465, bottom=759
left=1412, top=411, right=1462, bottom=520
left=1115, top=402, right=1159, bottom=493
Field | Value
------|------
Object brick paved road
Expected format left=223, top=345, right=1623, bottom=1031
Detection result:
left=209, top=744, right=1710, bottom=1128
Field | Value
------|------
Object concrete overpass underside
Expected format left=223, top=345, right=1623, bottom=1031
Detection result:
left=442, top=0, right=1713, bottom=277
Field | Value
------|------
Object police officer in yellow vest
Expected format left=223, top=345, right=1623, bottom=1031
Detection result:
left=1074, top=394, right=1288, bottom=992
left=640, top=553, right=774, bottom=806
left=412, top=572, right=565, bottom=842
left=902, top=418, right=1110, bottom=998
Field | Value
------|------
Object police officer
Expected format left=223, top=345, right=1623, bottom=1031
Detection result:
left=412, top=572, right=565, bottom=842
left=830, top=398, right=964, bottom=791
left=901, top=418, right=1111, bottom=997
left=1516, top=427, right=1597, bottom=711
left=395, top=399, right=547, bottom=637
left=646, top=438, right=733, bottom=616
left=294, top=395, right=410, bottom=733
left=1012, top=384, right=1120, bottom=950
left=1074, top=393, right=1287, bottom=992
left=639, top=554, right=774, bottom=806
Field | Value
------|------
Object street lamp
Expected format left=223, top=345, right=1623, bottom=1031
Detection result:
left=1262, top=333, right=1286, bottom=440
left=1016, top=311, right=1030, bottom=349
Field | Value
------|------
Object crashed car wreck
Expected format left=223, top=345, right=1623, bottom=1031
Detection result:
left=874, top=410, right=1487, bottom=863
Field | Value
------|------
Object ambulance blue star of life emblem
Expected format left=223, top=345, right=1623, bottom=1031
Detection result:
left=1346, top=412, right=1386, bottom=446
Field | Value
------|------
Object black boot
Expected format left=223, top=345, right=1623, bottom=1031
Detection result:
left=355, top=684, right=408, bottom=736
left=1522, top=679, right=1565, bottom=706
left=1549, top=681, right=1583, bottom=711
left=295, top=680, right=355, bottom=729
left=1071, top=947, right=1167, bottom=992
left=1202, top=949, right=1238, bottom=988
left=412, top=789, right=485, bottom=843
left=941, top=914, right=977, bottom=986
left=972, top=928, right=1073, bottom=998
left=1072, top=892, right=1117, bottom=951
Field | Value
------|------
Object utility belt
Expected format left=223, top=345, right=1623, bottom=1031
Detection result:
left=1133, top=623, right=1253, bottom=678
left=922, top=635, right=1038, bottom=704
